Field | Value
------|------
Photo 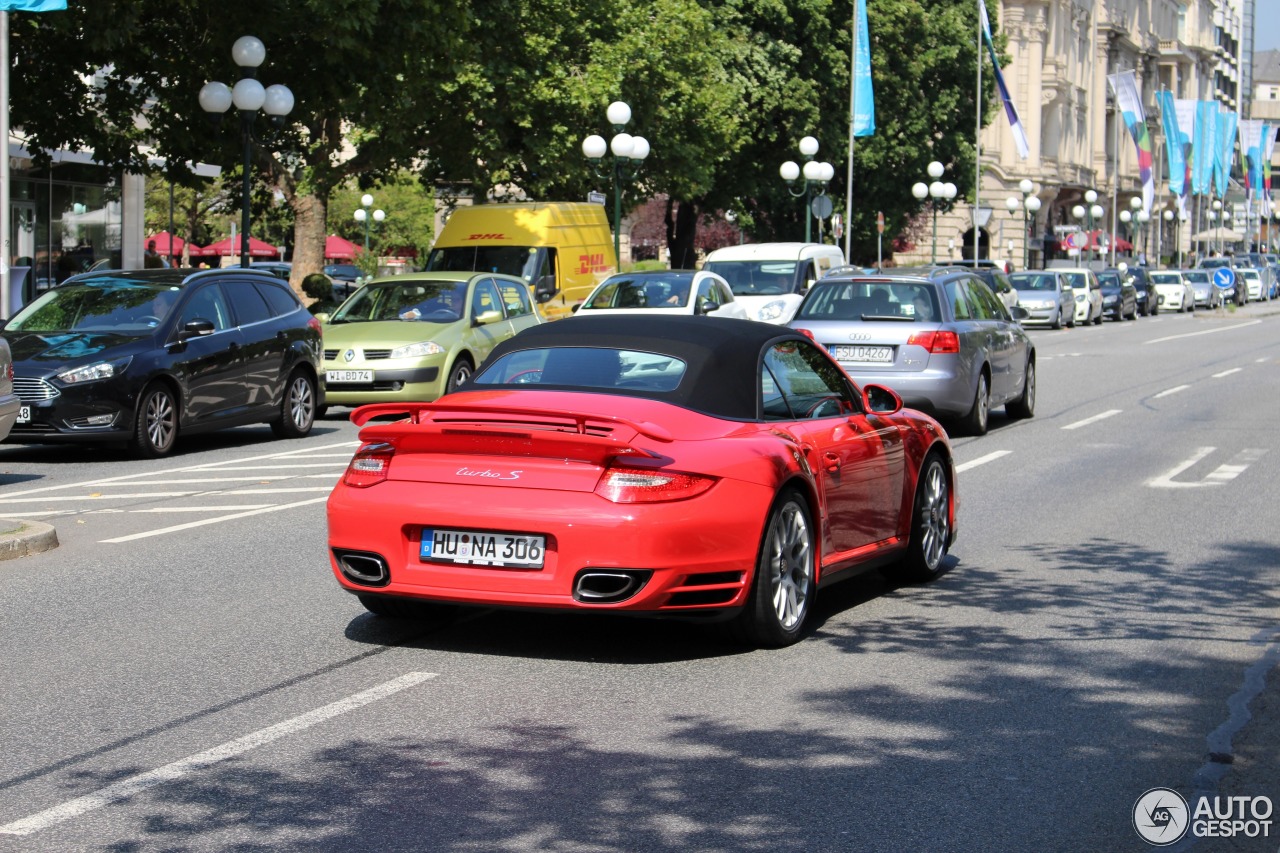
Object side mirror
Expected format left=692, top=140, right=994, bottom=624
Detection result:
left=861, top=383, right=903, bottom=415
left=534, top=274, right=558, bottom=301
left=1010, top=305, right=1030, bottom=321
left=698, top=298, right=720, bottom=315
left=178, top=318, right=216, bottom=340
left=473, top=309, right=503, bottom=326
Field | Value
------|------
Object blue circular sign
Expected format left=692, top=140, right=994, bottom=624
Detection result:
left=1213, top=267, right=1236, bottom=290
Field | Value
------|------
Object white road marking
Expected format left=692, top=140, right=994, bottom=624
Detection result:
left=130, top=505, right=277, bottom=512
left=1204, top=449, right=1269, bottom=483
left=1153, top=385, right=1191, bottom=399
left=1143, top=319, right=1261, bottom=344
left=1212, top=367, right=1243, bottom=378
left=1061, top=409, right=1122, bottom=430
left=0, top=672, right=437, bottom=837
left=1148, top=446, right=1219, bottom=489
left=955, top=451, right=1012, bottom=472
left=101, top=496, right=330, bottom=543
left=0, top=440, right=360, bottom=499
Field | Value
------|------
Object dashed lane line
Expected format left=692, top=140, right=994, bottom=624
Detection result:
left=1061, top=409, right=1122, bottom=430
left=0, top=672, right=438, bottom=837
left=955, top=451, right=1012, bottom=473
left=1143, top=319, right=1261, bottom=344
left=1153, top=385, right=1191, bottom=398
left=1212, top=367, right=1243, bottom=378
left=100, top=496, right=330, bottom=543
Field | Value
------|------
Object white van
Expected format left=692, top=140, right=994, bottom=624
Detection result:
left=702, top=242, right=845, bottom=323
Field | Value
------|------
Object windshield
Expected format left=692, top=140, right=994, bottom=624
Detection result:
left=1150, top=273, right=1181, bottom=283
left=1182, top=271, right=1210, bottom=283
left=1096, top=273, right=1120, bottom=287
left=702, top=261, right=799, bottom=296
left=324, top=264, right=361, bottom=279
left=425, top=245, right=541, bottom=280
left=474, top=346, right=687, bottom=392
left=329, top=280, right=467, bottom=323
left=584, top=274, right=693, bottom=309
left=1009, top=272, right=1058, bottom=291
left=1199, top=258, right=1230, bottom=269
left=5, top=281, right=181, bottom=333
left=795, top=281, right=941, bottom=322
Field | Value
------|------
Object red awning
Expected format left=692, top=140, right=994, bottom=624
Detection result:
left=145, top=231, right=186, bottom=255
left=200, top=236, right=281, bottom=258
left=325, top=234, right=362, bottom=260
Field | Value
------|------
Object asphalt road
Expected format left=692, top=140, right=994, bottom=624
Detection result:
left=0, top=304, right=1277, bottom=852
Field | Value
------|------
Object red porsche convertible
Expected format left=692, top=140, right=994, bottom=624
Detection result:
left=327, top=315, right=957, bottom=647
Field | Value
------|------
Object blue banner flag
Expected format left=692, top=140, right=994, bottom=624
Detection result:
left=1214, top=109, right=1237, bottom=199
left=0, top=0, right=67, bottom=10
left=1156, top=91, right=1186, bottom=198
left=852, top=0, right=874, bottom=136
left=978, top=0, right=1029, bottom=158
left=1192, top=101, right=1215, bottom=196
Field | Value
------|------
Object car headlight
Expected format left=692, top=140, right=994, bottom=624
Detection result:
left=755, top=299, right=789, bottom=322
left=1103, top=295, right=1116, bottom=304
left=1075, top=294, right=1086, bottom=302
left=390, top=341, right=445, bottom=359
left=56, top=356, right=132, bottom=385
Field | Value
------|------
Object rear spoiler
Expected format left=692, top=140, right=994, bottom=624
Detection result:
left=349, top=402, right=673, bottom=464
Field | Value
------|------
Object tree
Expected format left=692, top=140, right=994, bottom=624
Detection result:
left=328, top=173, right=437, bottom=265
left=9, top=0, right=467, bottom=294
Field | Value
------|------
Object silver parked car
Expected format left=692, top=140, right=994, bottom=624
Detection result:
left=0, top=336, right=19, bottom=443
left=1008, top=270, right=1076, bottom=329
left=789, top=268, right=1035, bottom=435
left=1180, top=269, right=1221, bottom=309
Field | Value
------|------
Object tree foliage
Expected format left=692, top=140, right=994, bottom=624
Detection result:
left=8, top=0, right=998, bottom=273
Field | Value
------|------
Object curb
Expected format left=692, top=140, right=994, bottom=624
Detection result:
left=0, top=518, right=60, bottom=560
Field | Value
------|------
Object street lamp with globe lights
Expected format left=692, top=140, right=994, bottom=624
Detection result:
left=1004, top=179, right=1041, bottom=269
left=353, top=193, right=386, bottom=256
left=199, top=36, right=294, bottom=269
left=582, top=101, right=650, bottom=264
left=912, top=161, right=955, bottom=263
left=780, top=136, right=835, bottom=243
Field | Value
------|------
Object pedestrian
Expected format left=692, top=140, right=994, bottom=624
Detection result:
left=144, top=240, right=166, bottom=269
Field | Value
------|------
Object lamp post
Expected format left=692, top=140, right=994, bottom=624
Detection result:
left=1211, top=199, right=1223, bottom=256
left=582, top=101, right=650, bottom=265
left=199, top=36, right=294, bottom=269
left=780, top=137, right=835, bottom=243
left=1004, top=179, right=1041, bottom=270
left=353, top=193, right=386, bottom=255
left=912, top=161, right=956, bottom=264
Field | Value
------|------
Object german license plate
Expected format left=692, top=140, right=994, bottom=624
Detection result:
left=16, top=406, right=30, bottom=423
left=421, top=528, right=546, bottom=569
left=326, top=369, right=373, bottom=383
left=831, top=345, right=894, bottom=363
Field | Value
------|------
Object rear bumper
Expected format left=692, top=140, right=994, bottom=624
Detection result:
left=840, top=363, right=971, bottom=418
left=327, top=477, right=774, bottom=612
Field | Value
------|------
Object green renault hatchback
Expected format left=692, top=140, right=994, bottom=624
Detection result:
left=318, top=271, right=541, bottom=411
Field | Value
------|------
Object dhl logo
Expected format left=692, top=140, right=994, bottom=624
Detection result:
left=575, top=253, right=611, bottom=274
left=465, top=233, right=507, bottom=240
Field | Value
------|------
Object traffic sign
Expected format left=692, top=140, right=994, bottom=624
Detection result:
left=1212, top=267, right=1236, bottom=290
left=810, top=195, right=833, bottom=220
left=1064, top=232, right=1087, bottom=250
left=876, top=211, right=885, bottom=234
left=587, top=191, right=607, bottom=205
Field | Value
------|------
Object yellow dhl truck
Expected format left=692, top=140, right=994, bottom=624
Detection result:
left=424, top=202, right=617, bottom=320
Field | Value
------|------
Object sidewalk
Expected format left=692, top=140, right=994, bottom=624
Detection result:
left=0, top=517, right=59, bottom=560
left=1211, top=651, right=1280, bottom=853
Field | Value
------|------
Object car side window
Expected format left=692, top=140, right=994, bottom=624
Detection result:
left=254, top=280, right=302, bottom=317
left=762, top=341, right=859, bottom=421
left=945, top=280, right=974, bottom=320
left=223, top=279, right=273, bottom=326
left=969, top=279, right=1008, bottom=320
left=472, top=279, right=502, bottom=317
left=178, top=282, right=232, bottom=331
left=696, top=278, right=718, bottom=308
left=495, top=279, right=533, bottom=318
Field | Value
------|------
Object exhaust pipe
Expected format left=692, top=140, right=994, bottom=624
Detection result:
left=573, top=570, right=650, bottom=603
left=334, top=550, right=390, bottom=586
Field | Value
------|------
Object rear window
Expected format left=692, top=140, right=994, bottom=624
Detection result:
left=702, top=261, right=799, bottom=296
left=1010, top=273, right=1058, bottom=291
left=795, top=281, right=940, bottom=322
left=473, top=346, right=686, bottom=392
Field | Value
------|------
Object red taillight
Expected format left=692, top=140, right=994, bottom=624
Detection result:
left=594, top=465, right=717, bottom=503
left=343, top=442, right=394, bottom=488
left=906, top=330, right=960, bottom=354
left=308, top=316, right=323, bottom=335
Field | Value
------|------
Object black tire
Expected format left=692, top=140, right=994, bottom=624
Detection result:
left=1050, top=309, right=1062, bottom=330
left=1006, top=358, right=1035, bottom=419
left=726, top=490, right=815, bottom=648
left=129, top=383, right=179, bottom=458
left=445, top=356, right=474, bottom=394
left=315, top=405, right=329, bottom=420
left=357, top=594, right=458, bottom=622
left=1067, top=313, right=1076, bottom=328
left=888, top=454, right=951, bottom=583
left=1093, top=306, right=1103, bottom=325
left=957, top=372, right=990, bottom=436
left=270, top=370, right=317, bottom=439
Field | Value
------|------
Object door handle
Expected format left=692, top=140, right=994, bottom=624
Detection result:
left=824, top=451, right=841, bottom=473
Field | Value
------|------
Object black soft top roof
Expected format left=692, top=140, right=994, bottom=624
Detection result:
left=482, top=315, right=808, bottom=420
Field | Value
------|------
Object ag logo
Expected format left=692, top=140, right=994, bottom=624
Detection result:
left=1134, top=788, right=1190, bottom=845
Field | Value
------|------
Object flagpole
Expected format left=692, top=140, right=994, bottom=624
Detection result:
left=1, top=11, right=10, bottom=319
left=844, top=0, right=856, bottom=261
left=1111, top=104, right=1119, bottom=267
left=973, top=1, right=982, bottom=262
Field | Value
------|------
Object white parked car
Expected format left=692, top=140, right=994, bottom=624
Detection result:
left=702, top=242, right=845, bottom=323
left=1149, top=270, right=1195, bottom=312
left=575, top=270, right=749, bottom=319
left=1055, top=268, right=1104, bottom=325
left=1234, top=267, right=1268, bottom=302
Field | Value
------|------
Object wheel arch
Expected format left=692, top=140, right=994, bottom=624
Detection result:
left=136, top=373, right=183, bottom=427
